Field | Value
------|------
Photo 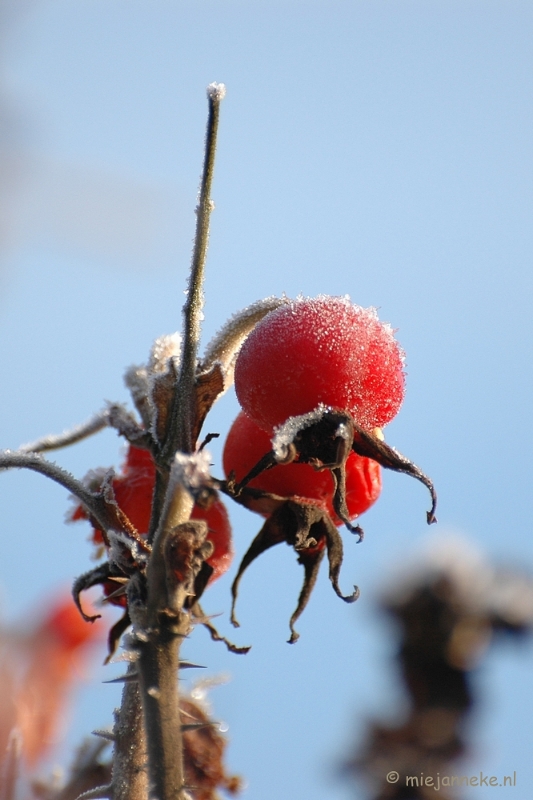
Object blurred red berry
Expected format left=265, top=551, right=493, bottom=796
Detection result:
left=41, top=595, right=104, bottom=651
left=0, top=594, right=105, bottom=766
left=72, top=446, right=232, bottom=584
left=71, top=445, right=155, bottom=544
left=235, top=295, right=405, bottom=432
left=223, top=411, right=381, bottom=524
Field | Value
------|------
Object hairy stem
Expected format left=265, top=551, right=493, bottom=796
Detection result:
left=135, top=84, right=225, bottom=800
left=136, top=628, right=185, bottom=799
left=111, top=670, right=148, bottom=800
left=161, top=83, right=225, bottom=462
left=18, top=410, right=110, bottom=453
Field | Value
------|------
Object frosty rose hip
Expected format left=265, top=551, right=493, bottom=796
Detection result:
left=234, top=295, right=405, bottom=432
left=223, top=411, right=381, bottom=523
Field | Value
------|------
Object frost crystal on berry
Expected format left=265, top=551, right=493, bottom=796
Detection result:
left=234, top=295, right=406, bottom=432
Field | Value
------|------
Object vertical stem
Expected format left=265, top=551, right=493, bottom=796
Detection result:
left=134, top=84, right=226, bottom=800
left=162, top=82, right=226, bottom=461
left=112, top=673, right=148, bottom=800
left=136, top=629, right=184, bottom=798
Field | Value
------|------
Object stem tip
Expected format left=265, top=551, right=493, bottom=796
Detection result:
left=207, top=82, right=226, bottom=101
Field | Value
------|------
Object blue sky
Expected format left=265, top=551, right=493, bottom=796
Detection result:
left=0, top=2, right=532, bottom=798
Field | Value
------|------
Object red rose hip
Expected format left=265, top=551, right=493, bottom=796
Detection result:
left=223, top=411, right=381, bottom=524
left=234, top=295, right=405, bottom=432
left=71, top=445, right=233, bottom=585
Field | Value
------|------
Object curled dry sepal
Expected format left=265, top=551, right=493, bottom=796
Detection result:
left=220, top=295, right=437, bottom=643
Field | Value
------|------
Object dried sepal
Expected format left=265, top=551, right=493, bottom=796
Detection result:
left=230, top=511, right=287, bottom=628
left=187, top=561, right=215, bottom=607
left=72, top=563, right=134, bottom=661
left=268, top=407, right=437, bottom=526
left=123, top=364, right=152, bottom=430
left=165, top=520, right=213, bottom=598
left=190, top=603, right=251, bottom=655
left=229, top=492, right=358, bottom=642
left=104, top=611, right=132, bottom=664
left=123, top=333, right=182, bottom=446
left=191, top=362, right=225, bottom=444
left=289, top=542, right=326, bottom=644
left=149, top=356, right=179, bottom=444
left=72, top=564, right=114, bottom=622
left=349, top=419, right=438, bottom=524
left=330, top=465, right=364, bottom=540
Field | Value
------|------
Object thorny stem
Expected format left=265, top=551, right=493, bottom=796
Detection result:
left=136, top=626, right=186, bottom=800
left=135, top=84, right=226, bottom=800
left=111, top=670, right=148, bottom=800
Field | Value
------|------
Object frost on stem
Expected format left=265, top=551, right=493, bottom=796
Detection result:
left=206, top=82, right=226, bottom=101
left=171, top=450, right=213, bottom=495
left=159, top=450, right=214, bottom=559
left=18, top=412, right=110, bottom=454
left=17, top=403, right=151, bottom=456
